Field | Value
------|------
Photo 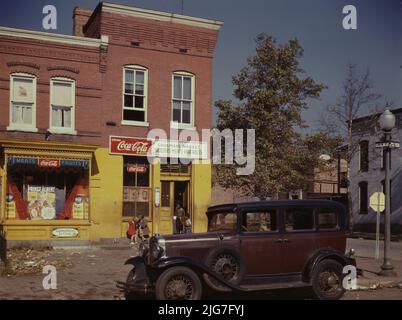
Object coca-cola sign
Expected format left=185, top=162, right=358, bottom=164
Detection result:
left=127, top=164, right=147, bottom=173
left=38, top=158, right=61, bottom=168
left=109, top=136, right=152, bottom=156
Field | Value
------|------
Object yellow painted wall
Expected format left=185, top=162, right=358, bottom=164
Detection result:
left=191, top=160, right=212, bottom=233
left=89, top=148, right=123, bottom=241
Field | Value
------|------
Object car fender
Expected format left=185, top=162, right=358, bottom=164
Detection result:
left=303, top=248, right=353, bottom=283
left=151, top=256, right=243, bottom=291
left=124, top=256, right=145, bottom=267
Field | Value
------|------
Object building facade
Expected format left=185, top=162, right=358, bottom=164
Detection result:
left=350, top=108, right=402, bottom=235
left=0, top=2, right=222, bottom=245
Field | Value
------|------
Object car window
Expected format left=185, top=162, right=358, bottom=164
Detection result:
left=317, top=208, right=339, bottom=230
left=208, top=212, right=237, bottom=232
left=285, top=207, right=314, bottom=231
left=242, top=210, right=277, bottom=232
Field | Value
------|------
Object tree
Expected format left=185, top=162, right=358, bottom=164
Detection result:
left=320, top=63, right=383, bottom=231
left=214, top=34, right=338, bottom=200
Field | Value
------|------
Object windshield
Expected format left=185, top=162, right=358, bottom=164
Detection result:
left=208, top=212, right=238, bottom=232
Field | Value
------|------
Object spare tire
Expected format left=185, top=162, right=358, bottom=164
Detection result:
left=203, top=246, right=245, bottom=291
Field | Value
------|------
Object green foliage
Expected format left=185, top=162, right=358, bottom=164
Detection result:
left=215, top=34, right=338, bottom=199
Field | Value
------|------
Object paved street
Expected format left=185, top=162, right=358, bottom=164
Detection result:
left=0, top=238, right=401, bottom=300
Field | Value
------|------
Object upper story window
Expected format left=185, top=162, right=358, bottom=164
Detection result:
left=8, top=73, right=37, bottom=132
left=359, top=140, right=369, bottom=172
left=50, top=78, right=76, bottom=134
left=172, top=72, right=195, bottom=129
left=122, top=66, right=148, bottom=126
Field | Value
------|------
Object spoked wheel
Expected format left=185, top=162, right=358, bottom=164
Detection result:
left=203, top=247, right=245, bottom=292
left=155, top=266, right=202, bottom=300
left=311, top=259, right=346, bottom=300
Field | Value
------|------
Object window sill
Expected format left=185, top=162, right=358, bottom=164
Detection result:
left=121, top=120, right=149, bottom=127
left=6, top=126, right=38, bottom=133
left=48, top=128, right=77, bottom=135
left=170, top=122, right=196, bottom=131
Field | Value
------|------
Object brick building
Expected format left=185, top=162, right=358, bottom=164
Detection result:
left=0, top=2, right=222, bottom=245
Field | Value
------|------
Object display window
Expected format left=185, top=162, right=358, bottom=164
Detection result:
left=5, top=156, right=89, bottom=220
left=122, top=156, right=150, bottom=218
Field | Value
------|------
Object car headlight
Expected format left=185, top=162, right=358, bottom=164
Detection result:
left=150, top=235, right=166, bottom=260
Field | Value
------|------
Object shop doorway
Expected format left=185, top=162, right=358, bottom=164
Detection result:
left=159, top=180, right=190, bottom=235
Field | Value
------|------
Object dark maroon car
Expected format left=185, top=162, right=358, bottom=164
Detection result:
left=119, top=200, right=356, bottom=300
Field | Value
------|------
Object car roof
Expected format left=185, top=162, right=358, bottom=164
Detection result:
left=207, top=199, right=346, bottom=214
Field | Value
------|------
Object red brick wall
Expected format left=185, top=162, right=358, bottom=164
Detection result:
left=0, top=5, right=220, bottom=148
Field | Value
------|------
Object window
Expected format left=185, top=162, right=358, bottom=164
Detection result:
left=317, top=208, right=339, bottom=230
left=285, top=207, right=315, bottom=231
left=358, top=181, right=368, bottom=214
left=359, top=141, right=369, bottom=172
left=122, top=66, right=148, bottom=125
left=8, top=73, right=37, bottom=131
left=242, top=210, right=278, bottom=232
left=208, top=212, right=237, bottom=233
left=172, top=72, right=195, bottom=128
left=50, top=78, right=76, bottom=134
left=122, top=157, right=150, bottom=218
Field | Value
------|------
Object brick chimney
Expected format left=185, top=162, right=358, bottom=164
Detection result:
left=73, top=7, right=93, bottom=37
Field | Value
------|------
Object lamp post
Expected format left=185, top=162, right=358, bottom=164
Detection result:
left=378, top=109, right=397, bottom=277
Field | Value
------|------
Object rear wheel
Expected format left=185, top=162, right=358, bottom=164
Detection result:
left=155, top=266, right=202, bottom=300
left=311, top=259, right=345, bottom=300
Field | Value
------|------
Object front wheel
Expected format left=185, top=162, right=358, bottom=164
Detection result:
left=311, top=259, right=346, bottom=300
left=155, top=266, right=202, bottom=300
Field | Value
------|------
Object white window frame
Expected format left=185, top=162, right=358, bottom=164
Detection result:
left=49, top=77, right=77, bottom=135
left=121, top=65, right=149, bottom=127
left=7, top=73, right=38, bottom=132
left=171, top=71, right=196, bottom=130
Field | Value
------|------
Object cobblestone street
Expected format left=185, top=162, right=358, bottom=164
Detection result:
left=0, top=238, right=401, bottom=300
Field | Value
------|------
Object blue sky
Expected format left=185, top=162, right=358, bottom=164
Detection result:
left=0, top=0, right=400, bottom=130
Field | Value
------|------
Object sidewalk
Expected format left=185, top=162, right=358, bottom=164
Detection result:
left=346, top=238, right=402, bottom=291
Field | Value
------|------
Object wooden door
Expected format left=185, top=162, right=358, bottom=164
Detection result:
left=159, top=181, right=174, bottom=235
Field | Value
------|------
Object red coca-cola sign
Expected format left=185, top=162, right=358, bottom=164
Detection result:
left=109, top=136, right=152, bottom=156
left=38, top=158, right=61, bottom=168
left=127, top=164, right=147, bottom=173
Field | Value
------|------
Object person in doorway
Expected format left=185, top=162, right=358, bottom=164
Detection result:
left=126, top=217, right=137, bottom=245
left=174, top=203, right=185, bottom=234
left=184, top=214, right=192, bottom=234
left=138, top=215, right=149, bottom=241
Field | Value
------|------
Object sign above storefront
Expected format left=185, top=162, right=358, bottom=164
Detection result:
left=7, top=156, right=89, bottom=169
left=109, top=136, right=208, bottom=159
left=109, top=136, right=152, bottom=156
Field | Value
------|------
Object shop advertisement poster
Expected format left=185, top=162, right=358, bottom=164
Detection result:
left=27, top=185, right=56, bottom=220
left=73, top=195, right=87, bottom=220
left=5, top=194, right=16, bottom=219
left=123, top=187, right=150, bottom=202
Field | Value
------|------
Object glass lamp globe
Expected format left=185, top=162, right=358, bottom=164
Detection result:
left=379, top=109, right=396, bottom=132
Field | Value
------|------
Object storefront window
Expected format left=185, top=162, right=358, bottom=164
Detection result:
left=5, top=156, right=89, bottom=220
left=123, top=156, right=150, bottom=218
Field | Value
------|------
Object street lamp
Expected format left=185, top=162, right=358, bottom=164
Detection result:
left=378, top=109, right=397, bottom=277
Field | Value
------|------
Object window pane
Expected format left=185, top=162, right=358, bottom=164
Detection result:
left=13, top=77, right=33, bottom=102
left=244, top=210, right=277, bottom=232
left=208, top=213, right=237, bottom=232
left=183, top=77, right=192, bottom=100
left=174, top=76, right=182, bottom=99
left=63, top=108, right=71, bottom=128
left=52, top=107, right=61, bottom=127
left=135, top=84, right=144, bottom=95
left=359, top=141, right=369, bottom=172
left=161, top=181, right=170, bottom=207
left=359, top=182, right=368, bottom=214
left=125, top=83, right=134, bottom=94
left=285, top=208, right=314, bottom=231
left=123, top=109, right=145, bottom=122
left=12, top=103, right=32, bottom=125
left=182, top=109, right=191, bottom=124
left=125, top=70, right=134, bottom=83
left=52, top=82, right=72, bottom=106
left=135, top=96, right=144, bottom=109
left=173, top=101, right=181, bottom=122
left=124, top=95, right=133, bottom=108
left=136, top=71, right=144, bottom=84
left=317, top=208, right=338, bottom=229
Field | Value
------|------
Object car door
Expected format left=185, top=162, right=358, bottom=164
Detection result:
left=281, top=206, right=317, bottom=274
left=239, top=208, right=283, bottom=276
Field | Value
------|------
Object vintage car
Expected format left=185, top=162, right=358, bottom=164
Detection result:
left=118, top=200, right=356, bottom=300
